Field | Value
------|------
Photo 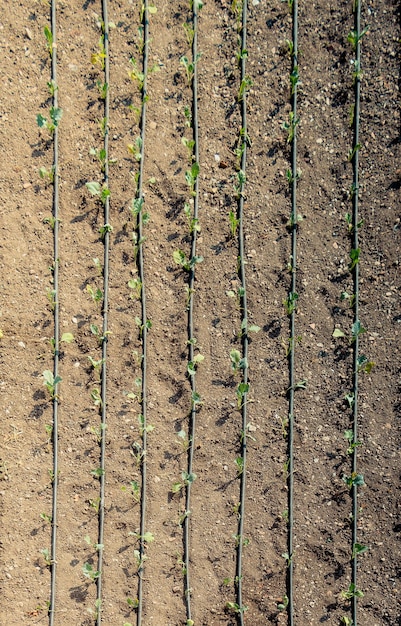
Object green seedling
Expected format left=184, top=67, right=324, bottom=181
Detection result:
left=340, top=291, right=356, bottom=307
left=233, top=169, right=246, bottom=198
left=127, top=137, right=143, bottom=162
left=91, top=388, right=102, bottom=408
left=340, top=617, right=354, bottom=626
left=90, top=423, right=107, bottom=443
left=187, top=353, right=204, bottom=376
left=183, top=22, right=195, bottom=46
left=85, top=181, right=111, bottom=206
left=89, top=497, right=101, bottom=513
left=173, top=249, right=203, bottom=271
left=131, top=441, right=145, bottom=467
left=352, top=543, right=368, bottom=559
left=230, top=349, right=247, bottom=374
left=47, top=80, right=57, bottom=96
left=180, top=53, right=202, bottom=87
left=181, top=136, right=195, bottom=163
left=290, top=65, right=300, bottom=94
left=232, top=534, right=249, bottom=547
left=191, top=391, right=202, bottom=407
left=43, top=25, right=53, bottom=58
left=344, top=213, right=364, bottom=232
left=40, top=512, right=52, bottom=524
left=282, top=551, right=292, bottom=566
left=82, top=562, right=100, bottom=581
left=139, top=1, right=157, bottom=22
left=340, top=582, right=364, bottom=600
left=277, top=594, right=289, bottom=611
left=344, top=430, right=362, bottom=454
left=281, top=111, right=299, bottom=143
left=128, top=277, right=142, bottom=299
left=172, top=471, right=197, bottom=494
left=96, top=80, right=108, bottom=100
left=90, top=323, right=112, bottom=345
left=40, top=548, right=51, bottom=566
left=283, top=291, right=298, bottom=315
left=184, top=202, right=200, bottom=234
left=344, top=393, right=355, bottom=408
left=185, top=161, right=200, bottom=196
left=93, top=257, right=102, bottom=276
left=39, top=166, right=55, bottom=183
left=91, top=36, right=106, bottom=69
left=86, top=284, right=103, bottom=304
left=123, top=480, right=140, bottom=502
left=229, top=210, right=240, bottom=238
left=89, top=147, right=108, bottom=171
left=37, top=107, right=63, bottom=135
left=235, top=48, right=248, bottom=66
left=45, top=423, right=53, bottom=442
left=99, top=223, right=113, bottom=239
left=226, top=601, right=248, bottom=614
left=135, top=317, right=152, bottom=337
left=88, top=355, right=105, bottom=373
left=97, top=116, right=108, bottom=137
left=348, top=143, right=361, bottom=162
left=126, top=597, right=139, bottom=609
left=347, top=26, right=370, bottom=50
left=236, top=382, right=249, bottom=409
left=138, top=413, right=155, bottom=436
left=351, top=59, right=363, bottom=83
left=286, top=39, right=294, bottom=56
left=131, top=196, right=150, bottom=224
left=342, top=472, right=365, bottom=489
left=235, top=456, right=244, bottom=476
left=238, top=75, right=253, bottom=102
left=43, top=215, right=60, bottom=229
left=184, top=105, right=192, bottom=128
left=133, top=549, right=147, bottom=571
left=84, top=535, right=104, bottom=552
left=42, top=370, right=62, bottom=399
left=176, top=429, right=190, bottom=453
left=129, top=531, right=154, bottom=544
left=351, top=320, right=366, bottom=341
left=356, top=354, right=374, bottom=374
left=90, top=467, right=105, bottom=479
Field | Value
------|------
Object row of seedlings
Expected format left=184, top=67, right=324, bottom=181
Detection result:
left=126, top=0, right=155, bottom=622
left=281, top=0, right=300, bottom=622
left=172, top=0, right=204, bottom=623
left=226, top=0, right=255, bottom=621
left=37, top=2, right=63, bottom=622
left=83, top=1, right=112, bottom=621
left=333, top=2, right=371, bottom=625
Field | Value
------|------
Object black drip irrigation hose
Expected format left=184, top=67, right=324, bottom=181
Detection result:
left=96, top=1, right=110, bottom=622
left=351, top=1, right=362, bottom=624
left=287, top=1, right=298, bottom=624
left=49, top=1, right=59, bottom=623
left=136, top=1, right=150, bottom=623
left=183, top=3, right=201, bottom=622
left=235, top=1, right=248, bottom=623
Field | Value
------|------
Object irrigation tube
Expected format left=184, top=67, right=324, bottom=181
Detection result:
left=183, top=2, right=201, bottom=621
left=287, top=1, right=298, bottom=624
left=235, top=0, right=249, bottom=622
left=49, top=1, right=59, bottom=623
left=351, top=1, right=362, bottom=623
left=96, top=1, right=110, bottom=622
left=136, top=1, right=150, bottom=623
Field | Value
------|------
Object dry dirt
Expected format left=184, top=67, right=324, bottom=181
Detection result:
left=0, top=0, right=400, bottom=625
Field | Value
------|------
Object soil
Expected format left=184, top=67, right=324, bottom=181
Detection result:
left=0, top=0, right=400, bottom=625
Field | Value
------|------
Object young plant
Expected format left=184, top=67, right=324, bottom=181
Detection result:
left=43, top=25, right=53, bottom=58
left=230, top=349, right=247, bottom=375
left=86, top=284, right=103, bottom=304
left=86, top=181, right=111, bottom=206
left=42, top=370, right=62, bottom=400
left=184, top=202, right=200, bottom=234
left=343, top=430, right=362, bottom=455
left=91, top=36, right=106, bottom=69
left=180, top=53, right=202, bottom=87
left=82, top=562, right=101, bottom=581
left=173, top=249, right=203, bottom=272
left=37, top=107, right=63, bottom=135
left=127, top=137, right=143, bottom=162
left=342, top=472, right=365, bottom=489
left=340, top=583, right=364, bottom=600
left=347, top=25, right=370, bottom=50
left=185, top=162, right=200, bottom=196
left=238, top=76, right=253, bottom=102
left=229, top=210, right=240, bottom=238
left=281, top=111, right=299, bottom=143
left=283, top=291, right=298, bottom=315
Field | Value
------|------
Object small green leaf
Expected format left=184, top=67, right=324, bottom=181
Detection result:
left=333, top=328, right=345, bottom=338
left=86, top=181, right=101, bottom=196
left=61, top=332, right=74, bottom=343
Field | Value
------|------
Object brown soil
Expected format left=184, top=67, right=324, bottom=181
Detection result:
left=0, top=0, right=400, bottom=625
